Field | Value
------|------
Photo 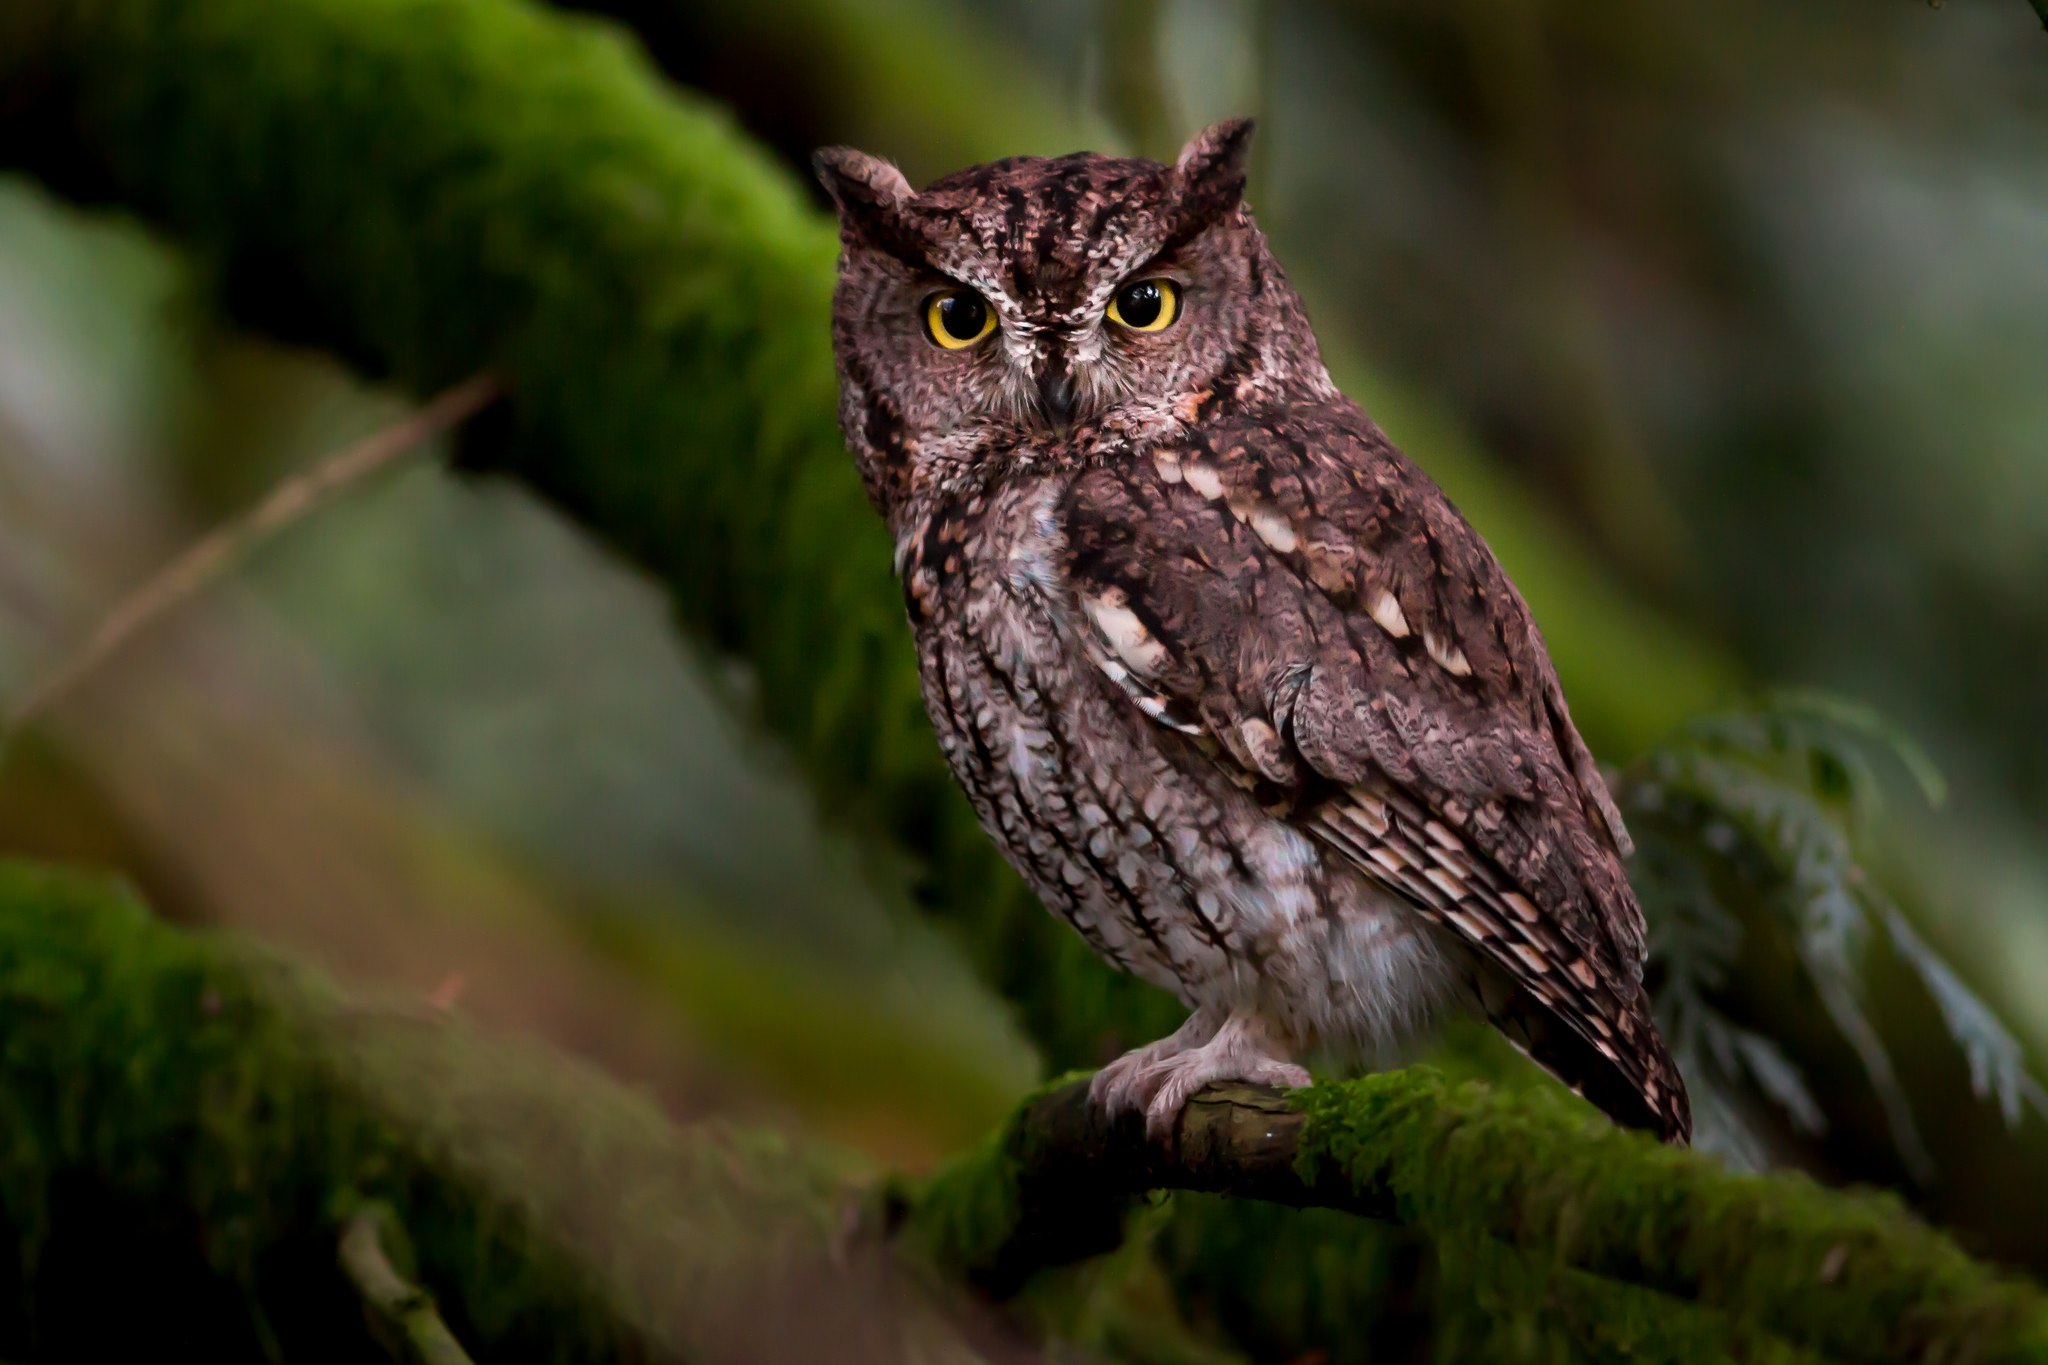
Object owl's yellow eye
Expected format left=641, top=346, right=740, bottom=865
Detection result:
left=924, top=290, right=997, bottom=349
left=1106, top=278, right=1181, bottom=333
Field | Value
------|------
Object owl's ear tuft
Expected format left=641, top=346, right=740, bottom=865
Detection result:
left=813, top=147, right=916, bottom=245
left=1171, top=118, right=1255, bottom=234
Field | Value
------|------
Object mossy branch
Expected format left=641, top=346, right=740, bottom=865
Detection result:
left=0, top=860, right=987, bottom=1363
left=903, top=1072, right=2048, bottom=1364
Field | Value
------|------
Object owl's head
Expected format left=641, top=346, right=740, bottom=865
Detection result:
left=814, top=120, right=1331, bottom=517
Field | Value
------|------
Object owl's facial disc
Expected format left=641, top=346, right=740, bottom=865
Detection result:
left=820, top=118, right=1331, bottom=506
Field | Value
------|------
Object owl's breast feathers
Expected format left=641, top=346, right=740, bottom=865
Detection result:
left=1050, top=400, right=1691, bottom=1143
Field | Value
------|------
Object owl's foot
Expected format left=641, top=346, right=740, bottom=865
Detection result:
left=1090, top=1009, right=1310, bottom=1141
left=1089, top=1006, right=1224, bottom=1117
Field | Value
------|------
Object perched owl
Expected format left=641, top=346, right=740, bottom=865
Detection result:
left=814, top=120, right=1690, bottom=1144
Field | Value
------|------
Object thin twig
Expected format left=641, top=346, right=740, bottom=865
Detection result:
left=340, top=1205, right=478, bottom=1365
left=6, top=373, right=499, bottom=728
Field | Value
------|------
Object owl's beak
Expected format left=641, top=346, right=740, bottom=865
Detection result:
left=1036, top=370, right=1079, bottom=432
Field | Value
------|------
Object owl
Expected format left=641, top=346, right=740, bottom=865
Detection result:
left=814, top=120, right=1690, bottom=1144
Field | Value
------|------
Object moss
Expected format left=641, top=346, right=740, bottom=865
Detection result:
left=1431, top=1234, right=1825, bottom=1365
left=895, top=1071, right=1118, bottom=1285
left=898, top=1067, right=2047, bottom=1362
left=0, top=859, right=977, bottom=1362
left=1293, top=1070, right=2048, bottom=1364
left=1155, top=1200, right=1431, bottom=1364
left=1161, top=1201, right=1825, bottom=1365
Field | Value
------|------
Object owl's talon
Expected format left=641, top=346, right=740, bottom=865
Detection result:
left=1093, top=1010, right=1307, bottom=1143
left=1089, top=1005, right=1225, bottom=1119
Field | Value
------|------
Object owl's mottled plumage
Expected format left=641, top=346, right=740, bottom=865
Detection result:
left=816, top=120, right=1690, bottom=1143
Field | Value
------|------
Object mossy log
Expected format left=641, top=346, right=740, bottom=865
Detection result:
left=900, top=1075, right=2048, bottom=1364
left=0, top=860, right=985, bottom=1363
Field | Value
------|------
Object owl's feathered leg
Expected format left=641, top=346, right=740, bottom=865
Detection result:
left=1091, top=1007, right=1311, bottom=1139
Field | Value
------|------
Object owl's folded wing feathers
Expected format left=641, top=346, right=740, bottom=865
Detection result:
left=1054, top=406, right=1689, bottom=1141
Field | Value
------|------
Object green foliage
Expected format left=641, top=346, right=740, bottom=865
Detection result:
left=1622, top=692, right=2046, bottom=1171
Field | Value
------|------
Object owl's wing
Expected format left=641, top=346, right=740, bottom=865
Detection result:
left=1053, top=406, right=1689, bottom=1142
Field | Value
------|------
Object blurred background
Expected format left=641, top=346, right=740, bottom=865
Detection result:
left=2, top=0, right=2045, bottom=1332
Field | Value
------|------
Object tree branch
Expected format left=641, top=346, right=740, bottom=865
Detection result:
left=901, top=1073, right=2048, bottom=1365
left=340, top=1206, right=478, bottom=1365
left=6, top=373, right=499, bottom=729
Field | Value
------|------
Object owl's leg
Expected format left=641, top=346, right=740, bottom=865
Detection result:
left=1091, top=1008, right=1311, bottom=1140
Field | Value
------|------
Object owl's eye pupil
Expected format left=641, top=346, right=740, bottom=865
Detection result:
left=1116, top=281, right=1163, bottom=328
left=937, top=293, right=987, bottom=342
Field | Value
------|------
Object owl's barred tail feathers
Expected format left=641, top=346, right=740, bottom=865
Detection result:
left=1483, top=977, right=1692, bottom=1145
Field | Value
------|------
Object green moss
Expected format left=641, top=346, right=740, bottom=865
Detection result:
left=1293, top=1070, right=2048, bottom=1364
left=1431, top=1234, right=1824, bottom=1365
left=897, top=1064, right=2047, bottom=1361
left=896, top=1070, right=1110, bottom=1282
left=0, top=859, right=971, bottom=1362
left=1160, top=1200, right=1826, bottom=1365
